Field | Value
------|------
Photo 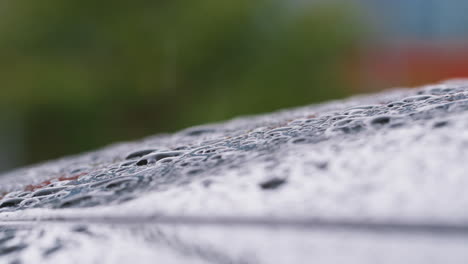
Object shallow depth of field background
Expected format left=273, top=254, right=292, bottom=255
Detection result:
left=1, top=0, right=468, bottom=172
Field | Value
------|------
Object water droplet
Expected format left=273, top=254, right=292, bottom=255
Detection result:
left=136, top=151, right=185, bottom=166
left=183, top=126, right=216, bottom=136
left=32, top=187, right=67, bottom=197
left=125, top=149, right=157, bottom=160
left=370, top=116, right=391, bottom=126
left=259, top=178, right=286, bottom=190
left=59, top=195, right=92, bottom=208
left=433, top=120, right=449, bottom=128
left=0, top=198, right=24, bottom=208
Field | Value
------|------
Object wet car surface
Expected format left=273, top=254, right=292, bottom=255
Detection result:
left=1, top=80, right=468, bottom=263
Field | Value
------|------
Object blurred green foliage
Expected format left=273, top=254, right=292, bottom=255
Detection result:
left=0, top=0, right=361, bottom=165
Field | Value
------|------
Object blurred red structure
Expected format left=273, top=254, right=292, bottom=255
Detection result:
left=352, top=42, right=468, bottom=89
left=348, top=0, right=468, bottom=90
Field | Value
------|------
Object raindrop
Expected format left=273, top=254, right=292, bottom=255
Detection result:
left=259, top=178, right=286, bottom=190
left=32, top=187, right=67, bottom=197
left=183, top=127, right=216, bottom=136
left=0, top=198, right=24, bottom=208
left=59, top=195, right=92, bottom=208
left=370, top=116, right=391, bottom=126
left=136, top=151, right=185, bottom=166
left=433, top=120, right=449, bottom=128
left=125, top=149, right=157, bottom=160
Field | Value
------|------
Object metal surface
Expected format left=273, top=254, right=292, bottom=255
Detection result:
left=1, top=80, right=468, bottom=263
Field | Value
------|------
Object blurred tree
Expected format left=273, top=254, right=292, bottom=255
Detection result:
left=0, top=0, right=362, bottom=166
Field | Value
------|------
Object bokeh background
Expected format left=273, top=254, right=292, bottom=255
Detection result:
left=1, top=0, right=468, bottom=172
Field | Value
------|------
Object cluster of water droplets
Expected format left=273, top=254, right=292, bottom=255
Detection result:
left=0, top=81, right=467, bottom=216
